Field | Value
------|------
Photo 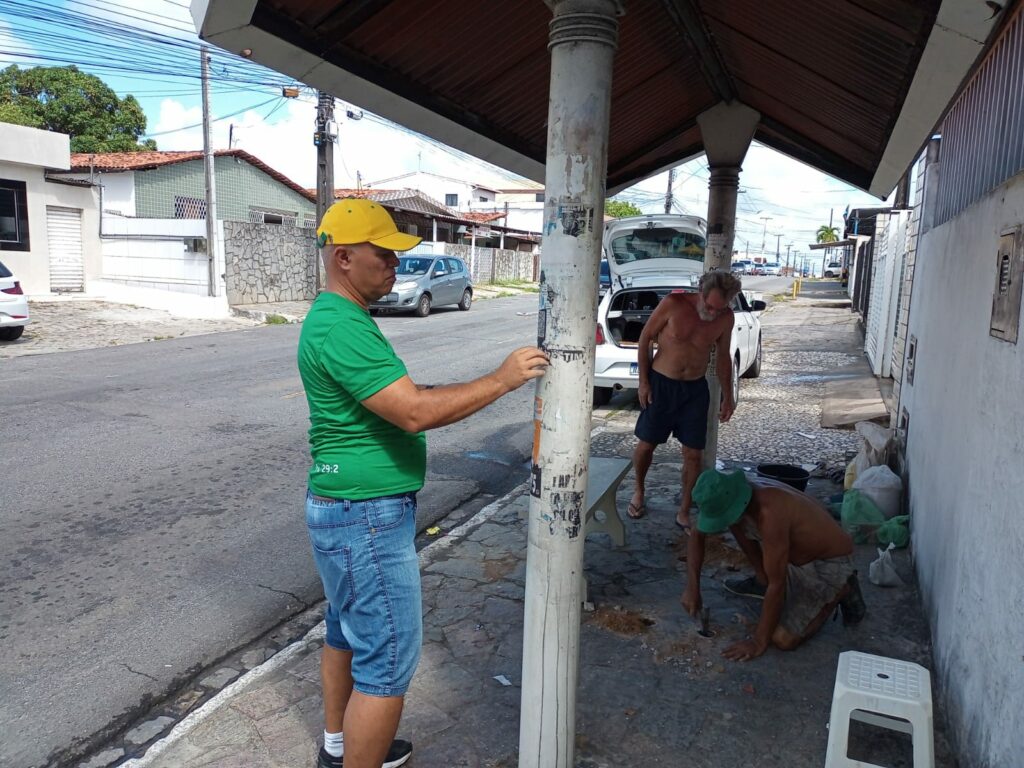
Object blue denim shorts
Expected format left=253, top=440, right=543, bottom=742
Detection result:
left=305, top=490, right=422, bottom=697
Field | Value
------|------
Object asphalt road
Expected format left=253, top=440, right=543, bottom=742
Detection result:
left=0, top=294, right=543, bottom=768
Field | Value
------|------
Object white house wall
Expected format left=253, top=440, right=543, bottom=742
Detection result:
left=62, top=172, right=136, bottom=216
left=0, top=124, right=69, bottom=169
left=900, top=170, right=1024, bottom=766
left=0, top=164, right=101, bottom=294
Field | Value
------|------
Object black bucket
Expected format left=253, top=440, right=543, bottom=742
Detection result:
left=756, top=463, right=810, bottom=491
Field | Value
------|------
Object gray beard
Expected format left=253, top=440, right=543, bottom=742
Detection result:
left=697, top=303, right=714, bottom=322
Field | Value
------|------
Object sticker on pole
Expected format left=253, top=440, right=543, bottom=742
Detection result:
left=537, top=308, right=547, bottom=347
left=556, top=203, right=594, bottom=238
left=530, top=464, right=542, bottom=498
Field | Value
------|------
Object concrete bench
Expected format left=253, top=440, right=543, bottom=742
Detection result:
left=583, top=456, right=632, bottom=546
left=519, top=456, right=632, bottom=546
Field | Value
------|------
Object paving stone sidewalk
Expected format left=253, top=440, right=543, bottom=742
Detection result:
left=97, top=298, right=953, bottom=768
left=0, top=301, right=257, bottom=360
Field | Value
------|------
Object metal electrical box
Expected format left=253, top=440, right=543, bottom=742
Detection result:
left=990, top=227, right=1023, bottom=343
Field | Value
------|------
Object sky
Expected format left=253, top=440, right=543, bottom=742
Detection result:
left=0, top=0, right=892, bottom=264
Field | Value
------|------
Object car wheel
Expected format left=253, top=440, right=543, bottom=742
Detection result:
left=458, top=289, right=472, bottom=311
left=0, top=326, right=24, bottom=341
left=592, top=386, right=613, bottom=408
left=414, top=293, right=431, bottom=317
left=742, top=336, right=762, bottom=379
left=825, top=271, right=834, bottom=278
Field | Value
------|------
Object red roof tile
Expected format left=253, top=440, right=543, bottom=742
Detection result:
left=67, top=149, right=314, bottom=202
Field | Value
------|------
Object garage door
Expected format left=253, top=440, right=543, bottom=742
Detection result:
left=47, top=206, right=85, bottom=292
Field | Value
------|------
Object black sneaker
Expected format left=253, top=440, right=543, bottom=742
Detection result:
left=839, top=571, right=867, bottom=626
left=316, top=739, right=413, bottom=768
left=723, top=575, right=767, bottom=599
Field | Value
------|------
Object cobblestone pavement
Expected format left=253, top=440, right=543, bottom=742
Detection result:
left=88, top=297, right=953, bottom=768
left=0, top=301, right=258, bottom=360
left=591, top=302, right=863, bottom=475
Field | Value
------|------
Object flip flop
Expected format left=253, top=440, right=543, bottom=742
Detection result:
left=675, top=518, right=690, bottom=533
left=627, top=501, right=646, bottom=519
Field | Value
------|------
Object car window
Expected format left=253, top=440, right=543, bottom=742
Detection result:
left=609, top=226, right=705, bottom=268
left=0, top=260, right=11, bottom=278
left=432, top=260, right=447, bottom=276
left=448, top=258, right=464, bottom=273
left=397, top=257, right=430, bottom=276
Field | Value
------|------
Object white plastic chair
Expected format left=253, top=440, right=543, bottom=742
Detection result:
left=824, top=650, right=934, bottom=767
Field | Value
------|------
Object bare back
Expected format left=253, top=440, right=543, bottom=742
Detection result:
left=746, top=480, right=853, bottom=566
left=644, top=293, right=733, bottom=380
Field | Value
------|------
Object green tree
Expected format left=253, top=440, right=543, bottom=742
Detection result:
left=0, top=65, right=156, bottom=151
left=604, top=199, right=643, bottom=218
left=815, top=224, right=840, bottom=243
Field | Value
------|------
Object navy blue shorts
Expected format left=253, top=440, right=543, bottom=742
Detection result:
left=634, top=370, right=710, bottom=449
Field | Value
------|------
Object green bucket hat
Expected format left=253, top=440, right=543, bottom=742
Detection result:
left=693, top=470, right=752, bottom=534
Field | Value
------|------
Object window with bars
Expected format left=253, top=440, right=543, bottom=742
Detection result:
left=174, top=195, right=207, bottom=219
left=248, top=207, right=299, bottom=226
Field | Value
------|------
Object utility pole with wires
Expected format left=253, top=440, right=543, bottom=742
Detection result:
left=775, top=232, right=782, bottom=260
left=664, top=167, right=676, bottom=214
left=314, top=91, right=337, bottom=293
left=200, top=45, right=219, bottom=298
left=759, top=215, right=772, bottom=261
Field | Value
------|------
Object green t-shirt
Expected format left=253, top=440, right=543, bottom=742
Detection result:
left=297, top=292, right=426, bottom=500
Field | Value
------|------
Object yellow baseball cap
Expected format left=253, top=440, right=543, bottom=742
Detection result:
left=316, top=198, right=422, bottom=252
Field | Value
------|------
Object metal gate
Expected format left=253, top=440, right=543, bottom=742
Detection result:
left=47, top=206, right=85, bottom=292
left=865, top=210, right=911, bottom=377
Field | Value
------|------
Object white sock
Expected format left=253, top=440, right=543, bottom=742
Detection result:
left=324, top=730, right=344, bottom=758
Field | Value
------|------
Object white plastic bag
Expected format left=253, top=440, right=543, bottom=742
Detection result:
left=869, top=543, right=904, bottom=587
left=853, top=464, right=903, bottom=519
left=846, top=422, right=895, bottom=489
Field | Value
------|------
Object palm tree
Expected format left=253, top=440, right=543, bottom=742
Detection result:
left=816, top=225, right=840, bottom=243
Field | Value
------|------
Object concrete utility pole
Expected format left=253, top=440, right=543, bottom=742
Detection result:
left=200, top=45, right=219, bottom=298
left=759, top=215, right=772, bottom=260
left=315, top=91, right=336, bottom=293
left=786, top=242, right=793, bottom=271
left=665, top=167, right=676, bottom=214
left=519, top=1, right=619, bottom=766
left=695, top=101, right=759, bottom=471
left=775, top=232, right=782, bottom=260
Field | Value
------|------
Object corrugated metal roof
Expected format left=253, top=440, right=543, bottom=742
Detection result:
left=223, top=0, right=960, bottom=193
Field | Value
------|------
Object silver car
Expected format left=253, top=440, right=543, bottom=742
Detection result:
left=371, top=254, right=473, bottom=317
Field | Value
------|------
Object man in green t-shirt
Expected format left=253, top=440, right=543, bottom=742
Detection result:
left=298, top=199, right=548, bottom=768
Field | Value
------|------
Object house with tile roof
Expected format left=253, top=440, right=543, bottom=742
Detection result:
left=53, top=150, right=317, bottom=297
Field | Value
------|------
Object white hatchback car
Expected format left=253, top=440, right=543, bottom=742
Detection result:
left=0, top=259, right=29, bottom=341
left=593, top=214, right=764, bottom=407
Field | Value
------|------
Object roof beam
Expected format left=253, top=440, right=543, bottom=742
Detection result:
left=659, top=0, right=736, bottom=101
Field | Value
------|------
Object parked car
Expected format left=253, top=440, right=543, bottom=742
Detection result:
left=731, top=260, right=751, bottom=275
left=371, top=254, right=473, bottom=317
left=599, top=258, right=611, bottom=297
left=824, top=261, right=844, bottom=278
left=593, top=214, right=765, bottom=407
left=762, top=262, right=782, bottom=276
left=0, top=259, right=29, bottom=341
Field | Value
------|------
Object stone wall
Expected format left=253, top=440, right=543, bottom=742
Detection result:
left=444, top=243, right=536, bottom=283
left=223, top=221, right=316, bottom=305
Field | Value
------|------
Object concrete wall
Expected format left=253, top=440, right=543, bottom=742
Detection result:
left=62, top=172, right=137, bottom=216
left=900, top=170, right=1024, bottom=767
left=0, top=165, right=101, bottom=294
left=223, top=220, right=315, bottom=305
left=444, top=243, right=535, bottom=283
left=100, top=217, right=210, bottom=295
left=0, top=124, right=69, bottom=169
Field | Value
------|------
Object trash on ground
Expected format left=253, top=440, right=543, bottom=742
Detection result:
left=840, top=489, right=885, bottom=544
left=869, top=544, right=905, bottom=587
left=852, top=465, right=903, bottom=519
left=426, top=526, right=441, bottom=536
left=796, top=431, right=816, bottom=440
left=493, top=674, right=512, bottom=686
left=845, top=422, right=894, bottom=488
left=877, top=515, right=910, bottom=548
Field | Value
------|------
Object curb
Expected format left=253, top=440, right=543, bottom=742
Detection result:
left=229, top=306, right=303, bottom=324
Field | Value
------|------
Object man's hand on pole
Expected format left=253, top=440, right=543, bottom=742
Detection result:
left=494, top=347, right=550, bottom=392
